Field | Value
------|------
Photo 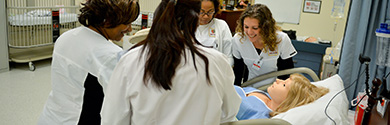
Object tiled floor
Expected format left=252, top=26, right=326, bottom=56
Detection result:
left=0, top=59, right=52, bottom=125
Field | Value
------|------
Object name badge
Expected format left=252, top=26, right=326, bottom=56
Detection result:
left=252, top=57, right=263, bottom=70
left=268, top=48, right=278, bottom=56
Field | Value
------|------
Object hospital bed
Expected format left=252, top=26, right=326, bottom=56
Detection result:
left=224, top=67, right=350, bottom=125
left=124, top=29, right=351, bottom=125
left=7, top=3, right=80, bottom=71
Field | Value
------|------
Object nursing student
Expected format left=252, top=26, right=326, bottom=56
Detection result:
left=101, top=0, right=241, bottom=124
left=38, top=0, right=139, bottom=124
left=232, top=4, right=297, bottom=88
left=234, top=73, right=329, bottom=120
left=196, top=0, right=234, bottom=66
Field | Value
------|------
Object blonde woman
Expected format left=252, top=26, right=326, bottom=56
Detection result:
left=234, top=73, right=329, bottom=120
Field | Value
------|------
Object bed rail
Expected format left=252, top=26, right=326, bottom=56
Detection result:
left=6, top=0, right=80, bottom=71
left=241, top=67, right=320, bottom=87
left=221, top=118, right=291, bottom=125
left=7, top=6, right=79, bottom=48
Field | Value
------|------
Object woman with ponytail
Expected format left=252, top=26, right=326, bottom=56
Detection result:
left=101, top=0, right=241, bottom=124
left=38, top=0, right=139, bottom=124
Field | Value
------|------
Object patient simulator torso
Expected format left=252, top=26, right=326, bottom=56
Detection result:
left=235, top=86, right=272, bottom=120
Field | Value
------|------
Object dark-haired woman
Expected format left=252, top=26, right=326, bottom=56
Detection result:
left=101, top=0, right=241, bottom=124
left=38, top=0, right=139, bottom=124
left=196, top=0, right=233, bottom=66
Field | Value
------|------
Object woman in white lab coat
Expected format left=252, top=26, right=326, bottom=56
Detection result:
left=37, top=0, right=139, bottom=124
left=101, top=0, right=241, bottom=124
left=196, top=0, right=234, bottom=66
left=232, top=4, right=297, bottom=88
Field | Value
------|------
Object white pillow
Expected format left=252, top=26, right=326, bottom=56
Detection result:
left=272, top=74, right=350, bottom=125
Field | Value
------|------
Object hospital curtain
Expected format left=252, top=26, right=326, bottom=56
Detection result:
left=338, top=0, right=390, bottom=108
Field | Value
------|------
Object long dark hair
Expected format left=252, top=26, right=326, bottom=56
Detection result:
left=78, top=0, right=140, bottom=28
left=132, top=0, right=210, bottom=90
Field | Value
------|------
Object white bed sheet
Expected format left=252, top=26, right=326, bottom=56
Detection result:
left=272, top=74, right=350, bottom=125
left=8, top=13, right=78, bottom=26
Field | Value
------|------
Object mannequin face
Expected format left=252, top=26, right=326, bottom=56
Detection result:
left=243, top=17, right=261, bottom=43
left=199, top=1, right=215, bottom=25
left=105, top=24, right=132, bottom=41
left=267, top=78, right=292, bottom=104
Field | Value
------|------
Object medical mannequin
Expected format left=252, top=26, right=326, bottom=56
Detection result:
left=232, top=4, right=297, bottom=88
left=37, top=0, right=139, bottom=124
left=236, top=0, right=249, bottom=9
left=235, top=73, right=329, bottom=120
left=101, top=0, right=241, bottom=124
left=196, top=0, right=234, bottom=66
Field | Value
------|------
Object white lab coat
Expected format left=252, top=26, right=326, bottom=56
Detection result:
left=232, top=31, right=297, bottom=88
left=101, top=45, right=241, bottom=125
left=38, top=26, right=122, bottom=125
left=196, top=18, right=234, bottom=66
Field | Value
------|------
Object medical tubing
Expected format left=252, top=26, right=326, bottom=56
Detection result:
left=324, top=70, right=365, bottom=125
left=385, top=71, right=390, bottom=79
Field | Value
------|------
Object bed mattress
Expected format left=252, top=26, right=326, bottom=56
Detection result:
left=8, top=13, right=78, bottom=26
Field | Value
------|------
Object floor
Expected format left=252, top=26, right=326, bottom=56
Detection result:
left=0, top=59, right=52, bottom=125
left=0, top=58, right=357, bottom=125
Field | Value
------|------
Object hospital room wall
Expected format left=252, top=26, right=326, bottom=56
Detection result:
left=280, top=0, right=351, bottom=48
left=138, top=0, right=350, bottom=48
left=74, top=0, right=160, bottom=11
left=0, top=0, right=9, bottom=73
left=72, top=0, right=349, bottom=48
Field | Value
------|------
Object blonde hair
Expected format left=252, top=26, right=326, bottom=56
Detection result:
left=269, top=73, right=329, bottom=117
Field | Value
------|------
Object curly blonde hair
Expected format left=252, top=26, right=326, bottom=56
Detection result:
left=269, top=73, right=329, bottom=117
left=235, top=4, right=281, bottom=52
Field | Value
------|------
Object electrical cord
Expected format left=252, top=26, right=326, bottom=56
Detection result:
left=385, top=71, right=390, bottom=79
left=324, top=67, right=365, bottom=125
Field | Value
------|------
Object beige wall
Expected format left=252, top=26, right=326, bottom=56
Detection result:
left=74, top=0, right=158, bottom=12
left=73, top=0, right=349, bottom=48
left=139, top=0, right=350, bottom=47
left=138, top=0, right=160, bottom=12
left=280, top=0, right=350, bottom=47
left=74, top=0, right=85, bottom=6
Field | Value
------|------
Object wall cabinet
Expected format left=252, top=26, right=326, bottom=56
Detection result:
left=215, top=9, right=244, bottom=34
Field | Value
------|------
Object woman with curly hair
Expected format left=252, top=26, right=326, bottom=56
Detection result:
left=232, top=4, right=297, bottom=88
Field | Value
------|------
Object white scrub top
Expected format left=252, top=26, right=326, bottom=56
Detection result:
left=232, top=31, right=297, bottom=88
left=101, top=45, right=241, bottom=125
left=196, top=18, right=233, bottom=66
left=38, top=26, right=122, bottom=125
